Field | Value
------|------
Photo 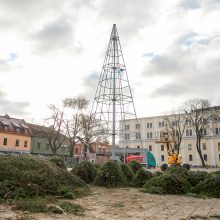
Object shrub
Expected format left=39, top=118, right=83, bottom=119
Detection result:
left=188, top=171, right=211, bottom=186
left=211, top=170, right=220, bottom=176
left=15, top=197, right=50, bottom=213
left=165, top=165, right=189, bottom=179
left=71, top=160, right=97, bottom=184
left=127, top=161, right=142, bottom=173
left=49, top=156, right=66, bottom=169
left=120, top=164, right=134, bottom=183
left=94, top=163, right=102, bottom=171
left=143, top=173, right=191, bottom=195
left=94, top=161, right=126, bottom=187
left=153, top=171, right=163, bottom=177
left=190, top=175, right=220, bottom=198
left=132, top=169, right=153, bottom=187
left=0, top=155, right=88, bottom=200
left=60, top=201, right=85, bottom=216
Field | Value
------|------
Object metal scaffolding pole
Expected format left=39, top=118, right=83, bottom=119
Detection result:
left=91, top=24, right=146, bottom=163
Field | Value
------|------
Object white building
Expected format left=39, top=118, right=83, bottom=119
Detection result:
left=119, top=109, right=220, bottom=167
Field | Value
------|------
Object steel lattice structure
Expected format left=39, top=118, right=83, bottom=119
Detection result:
left=91, top=24, right=145, bottom=160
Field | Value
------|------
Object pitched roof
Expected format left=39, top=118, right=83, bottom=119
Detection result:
left=0, top=114, right=31, bottom=135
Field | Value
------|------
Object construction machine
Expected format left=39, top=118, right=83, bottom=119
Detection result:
left=155, top=131, right=189, bottom=171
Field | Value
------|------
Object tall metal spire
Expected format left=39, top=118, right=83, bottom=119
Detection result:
left=91, top=24, right=144, bottom=161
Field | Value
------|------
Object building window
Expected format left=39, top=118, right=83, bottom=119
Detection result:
left=147, top=123, right=153, bottom=128
left=137, top=146, right=140, bottom=149
left=136, top=124, right=140, bottom=129
left=161, top=145, right=164, bottom=151
left=125, top=133, right=130, bottom=140
left=216, top=128, right=219, bottom=135
left=162, top=122, right=165, bottom=127
left=16, top=127, right=20, bottom=133
left=186, top=129, right=192, bottom=136
left=219, top=154, right=220, bottom=161
left=3, top=138, right=7, bottom=145
left=159, top=122, right=161, bottom=127
left=125, top=125, right=129, bottom=130
left=46, top=144, right=49, bottom=150
left=218, top=143, right=220, bottom=151
left=126, top=146, right=129, bottom=148
left=161, top=155, right=165, bottom=161
left=186, top=119, right=192, bottom=126
left=136, top=132, right=140, bottom=139
left=37, top=143, right=41, bottom=149
left=147, top=132, right=153, bottom=139
left=200, top=129, right=207, bottom=136
left=24, top=141, right=28, bottom=147
left=202, top=143, right=207, bottom=150
left=15, top=139, right=19, bottom=147
left=189, top=154, right=193, bottom=161
left=188, top=144, right=192, bottom=150
left=203, top=154, right=207, bottom=161
left=149, top=145, right=152, bottom=151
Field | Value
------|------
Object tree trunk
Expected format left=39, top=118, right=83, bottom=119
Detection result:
left=84, top=143, right=88, bottom=160
left=69, top=142, right=75, bottom=163
left=196, top=135, right=206, bottom=167
left=52, top=148, right=57, bottom=156
left=177, top=143, right=180, bottom=155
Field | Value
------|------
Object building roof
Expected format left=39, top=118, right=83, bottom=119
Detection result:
left=0, top=114, right=32, bottom=135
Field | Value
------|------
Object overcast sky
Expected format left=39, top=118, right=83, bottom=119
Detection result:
left=0, top=0, right=220, bottom=124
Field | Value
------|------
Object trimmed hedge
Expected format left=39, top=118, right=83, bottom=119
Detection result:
left=94, top=161, right=126, bottom=187
left=49, top=156, right=66, bottom=169
left=188, top=171, right=211, bottom=186
left=153, top=171, right=163, bottom=177
left=143, top=173, right=191, bottom=195
left=127, top=161, right=142, bottom=173
left=190, top=175, right=220, bottom=198
left=120, top=163, right=134, bottom=183
left=71, top=160, right=97, bottom=184
left=0, top=155, right=88, bottom=200
left=132, top=170, right=153, bottom=187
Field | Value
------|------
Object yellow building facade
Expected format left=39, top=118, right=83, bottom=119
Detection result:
left=0, top=114, right=32, bottom=154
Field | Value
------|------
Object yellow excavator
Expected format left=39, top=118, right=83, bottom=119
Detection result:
left=155, top=131, right=189, bottom=171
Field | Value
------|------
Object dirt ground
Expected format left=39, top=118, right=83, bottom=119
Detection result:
left=1, top=186, right=220, bottom=220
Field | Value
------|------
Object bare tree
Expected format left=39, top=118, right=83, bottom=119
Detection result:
left=163, top=111, right=187, bottom=154
left=80, top=113, right=99, bottom=159
left=44, top=105, right=67, bottom=155
left=63, top=97, right=89, bottom=160
left=184, top=99, right=217, bottom=167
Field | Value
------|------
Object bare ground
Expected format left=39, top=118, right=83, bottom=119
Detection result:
left=1, top=186, right=220, bottom=220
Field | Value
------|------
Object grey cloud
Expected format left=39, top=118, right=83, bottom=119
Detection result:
left=0, top=0, right=64, bottom=30
left=81, top=72, right=100, bottom=102
left=30, top=18, right=75, bottom=54
left=179, top=0, right=201, bottom=10
left=0, top=88, right=29, bottom=116
left=97, top=0, right=166, bottom=41
left=0, top=53, right=18, bottom=72
left=144, top=32, right=220, bottom=102
left=143, top=32, right=220, bottom=78
left=152, top=83, right=189, bottom=97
